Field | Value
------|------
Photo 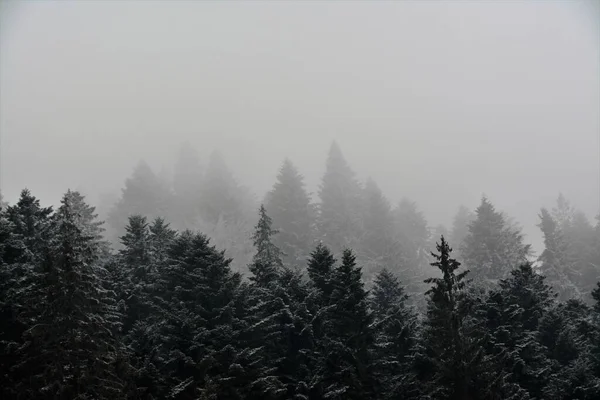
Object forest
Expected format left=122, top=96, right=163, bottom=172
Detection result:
left=1, top=141, right=600, bottom=400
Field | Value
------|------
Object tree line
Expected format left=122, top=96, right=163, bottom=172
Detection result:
left=1, top=141, right=600, bottom=399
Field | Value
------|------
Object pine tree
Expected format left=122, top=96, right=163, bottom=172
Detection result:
left=5, top=188, right=53, bottom=262
left=449, top=205, right=474, bottom=257
left=316, top=249, right=374, bottom=400
left=461, top=197, right=531, bottom=289
left=108, top=160, right=173, bottom=241
left=484, top=263, right=555, bottom=399
left=370, top=268, right=417, bottom=398
left=249, top=205, right=284, bottom=286
left=538, top=207, right=580, bottom=301
left=172, top=142, right=204, bottom=230
left=265, top=158, right=315, bottom=268
left=392, top=198, right=431, bottom=307
left=418, top=236, right=520, bottom=400
left=360, top=178, right=398, bottom=281
left=11, top=190, right=129, bottom=399
left=201, top=151, right=250, bottom=225
left=317, top=142, right=363, bottom=255
left=306, top=243, right=337, bottom=303
left=63, top=189, right=110, bottom=256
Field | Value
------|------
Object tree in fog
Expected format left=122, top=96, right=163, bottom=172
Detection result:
left=538, top=207, right=580, bottom=301
left=360, top=178, right=398, bottom=280
left=318, top=141, right=363, bottom=255
left=265, top=158, right=315, bottom=267
left=200, top=151, right=246, bottom=225
left=172, top=142, right=204, bottom=230
left=461, top=197, right=531, bottom=288
left=108, top=160, right=172, bottom=240
left=449, top=205, right=474, bottom=257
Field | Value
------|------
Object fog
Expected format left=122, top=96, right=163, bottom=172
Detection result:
left=1, top=0, right=599, bottom=253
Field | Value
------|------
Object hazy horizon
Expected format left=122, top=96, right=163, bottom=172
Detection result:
left=1, top=1, right=599, bottom=254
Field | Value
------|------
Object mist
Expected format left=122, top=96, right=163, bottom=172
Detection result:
left=1, top=0, right=599, bottom=254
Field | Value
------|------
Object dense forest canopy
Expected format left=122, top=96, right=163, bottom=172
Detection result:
left=2, top=141, right=600, bottom=399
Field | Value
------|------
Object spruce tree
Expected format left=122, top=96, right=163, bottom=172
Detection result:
left=449, top=205, right=474, bottom=256
left=461, top=197, right=531, bottom=289
left=265, top=158, right=315, bottom=268
left=201, top=151, right=248, bottom=225
left=316, top=249, right=374, bottom=400
left=484, top=263, right=555, bottom=399
left=360, top=178, right=398, bottom=281
left=172, top=142, right=204, bottom=230
left=418, top=236, right=519, bottom=400
left=5, top=188, right=53, bottom=262
left=317, top=141, right=363, bottom=255
left=538, top=207, right=580, bottom=301
left=249, top=205, right=284, bottom=286
left=108, top=160, right=173, bottom=241
left=306, top=243, right=337, bottom=303
left=11, top=190, right=129, bottom=399
left=370, top=268, right=417, bottom=398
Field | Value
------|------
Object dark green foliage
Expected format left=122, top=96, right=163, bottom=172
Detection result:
left=265, top=158, right=315, bottom=268
left=313, top=249, right=375, bottom=400
left=249, top=205, right=284, bottom=287
left=9, top=191, right=129, bottom=399
left=370, top=268, right=417, bottom=398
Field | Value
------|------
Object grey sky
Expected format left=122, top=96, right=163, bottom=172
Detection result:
left=1, top=1, right=598, bottom=253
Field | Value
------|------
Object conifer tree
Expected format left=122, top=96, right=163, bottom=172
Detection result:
left=201, top=151, right=249, bottom=225
left=483, top=263, right=555, bottom=399
left=5, top=188, right=53, bottom=262
left=265, top=158, right=315, bottom=267
left=249, top=205, right=284, bottom=286
left=370, top=268, right=417, bottom=398
left=172, top=142, right=204, bottom=230
left=538, top=207, right=580, bottom=301
left=461, top=197, right=531, bottom=289
left=108, top=160, right=173, bottom=240
left=316, top=249, right=374, bottom=400
left=418, top=236, right=519, bottom=400
left=449, top=205, right=474, bottom=256
left=360, top=178, right=398, bottom=280
left=11, top=190, right=129, bottom=399
left=317, top=142, right=363, bottom=255
left=306, top=243, right=337, bottom=303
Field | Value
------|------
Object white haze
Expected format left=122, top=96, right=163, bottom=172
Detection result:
left=1, top=1, right=599, bottom=253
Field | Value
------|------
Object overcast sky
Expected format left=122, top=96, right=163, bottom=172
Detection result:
left=1, top=1, right=599, bottom=252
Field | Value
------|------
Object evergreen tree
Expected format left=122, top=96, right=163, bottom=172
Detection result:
left=63, top=189, right=110, bottom=256
left=538, top=207, right=580, bottom=301
left=172, top=142, right=204, bottom=230
left=11, top=190, right=129, bottom=399
left=249, top=205, right=284, bottom=286
left=360, top=178, right=398, bottom=281
left=315, top=249, right=374, bottom=400
left=317, top=142, right=363, bottom=255
left=418, top=236, right=519, bottom=400
left=483, top=263, right=555, bottom=399
left=201, top=151, right=248, bottom=225
left=265, top=158, right=315, bottom=267
left=449, top=205, right=474, bottom=257
left=108, top=160, right=173, bottom=241
left=461, top=197, right=531, bottom=289
left=306, top=243, right=337, bottom=303
left=370, top=268, right=417, bottom=398
left=392, top=198, right=431, bottom=307
left=5, top=188, right=53, bottom=262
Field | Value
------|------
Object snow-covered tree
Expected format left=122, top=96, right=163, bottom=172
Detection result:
left=461, top=197, right=531, bottom=289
